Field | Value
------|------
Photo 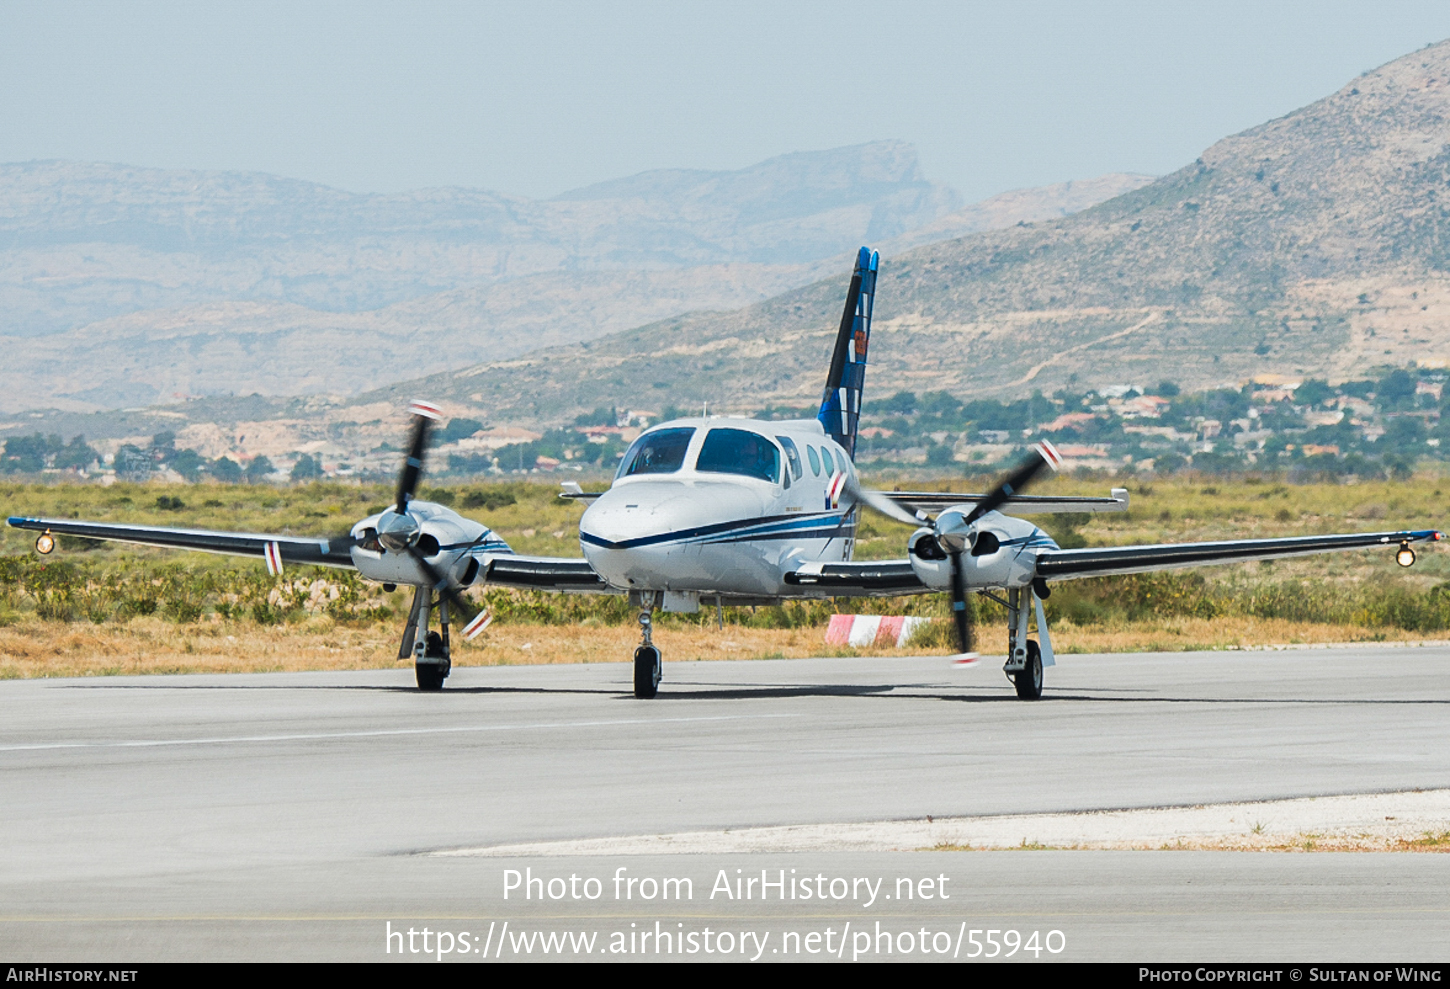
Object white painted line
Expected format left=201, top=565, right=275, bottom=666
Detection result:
left=0, top=713, right=789, bottom=754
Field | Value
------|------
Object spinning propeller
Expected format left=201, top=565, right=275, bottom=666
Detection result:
left=844, top=440, right=1061, bottom=658
left=379, top=400, right=491, bottom=640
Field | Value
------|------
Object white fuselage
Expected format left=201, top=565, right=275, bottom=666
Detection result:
left=580, top=418, right=859, bottom=597
left=576, top=416, right=1059, bottom=600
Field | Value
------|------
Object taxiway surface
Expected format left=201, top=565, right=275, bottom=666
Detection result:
left=2, top=647, right=1448, bottom=961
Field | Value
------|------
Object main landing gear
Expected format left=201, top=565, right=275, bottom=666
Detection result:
left=634, top=608, right=662, bottom=699
left=401, top=587, right=452, bottom=691
left=1013, top=639, right=1043, bottom=700
left=999, top=585, right=1048, bottom=700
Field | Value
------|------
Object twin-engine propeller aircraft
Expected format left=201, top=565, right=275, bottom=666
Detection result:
left=9, top=247, right=1442, bottom=698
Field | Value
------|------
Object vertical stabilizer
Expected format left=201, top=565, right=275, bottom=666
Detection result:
left=817, top=246, right=878, bottom=459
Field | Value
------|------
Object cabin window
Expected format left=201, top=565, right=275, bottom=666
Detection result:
left=776, top=436, right=804, bottom=481
left=806, top=445, right=821, bottom=476
left=616, top=427, right=696, bottom=478
left=695, top=428, right=780, bottom=483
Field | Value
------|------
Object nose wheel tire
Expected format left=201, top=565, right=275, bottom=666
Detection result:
left=1013, top=639, right=1043, bottom=700
left=633, top=645, right=662, bottom=699
left=416, top=630, right=449, bottom=691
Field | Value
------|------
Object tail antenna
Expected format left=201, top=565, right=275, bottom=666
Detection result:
left=816, top=246, right=878, bottom=459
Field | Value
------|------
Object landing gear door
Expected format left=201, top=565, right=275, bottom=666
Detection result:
left=1033, top=592, right=1055, bottom=667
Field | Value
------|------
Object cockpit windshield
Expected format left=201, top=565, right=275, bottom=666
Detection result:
left=695, top=428, right=780, bottom=483
left=616, top=427, right=696, bottom=479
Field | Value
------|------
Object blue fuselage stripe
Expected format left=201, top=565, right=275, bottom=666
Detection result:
left=580, top=512, right=850, bottom=550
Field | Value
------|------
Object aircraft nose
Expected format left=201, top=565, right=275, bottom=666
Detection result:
left=580, top=481, right=767, bottom=552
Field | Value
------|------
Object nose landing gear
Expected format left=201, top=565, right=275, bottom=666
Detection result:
left=634, top=609, right=662, bottom=699
left=403, top=586, right=451, bottom=691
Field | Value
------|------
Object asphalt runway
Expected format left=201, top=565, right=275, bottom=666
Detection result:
left=2, top=646, right=1449, bottom=962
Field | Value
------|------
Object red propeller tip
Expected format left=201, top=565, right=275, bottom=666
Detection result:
left=951, top=652, right=980, bottom=666
left=408, top=400, right=443, bottom=421
left=462, top=609, right=493, bottom=640
left=1034, top=440, right=1062, bottom=470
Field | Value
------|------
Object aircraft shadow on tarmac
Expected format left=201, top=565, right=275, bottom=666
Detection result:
left=60, top=681, right=899, bottom=700
left=58, top=681, right=1450, bottom=705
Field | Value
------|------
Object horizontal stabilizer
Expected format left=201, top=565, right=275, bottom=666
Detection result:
left=559, top=481, right=603, bottom=502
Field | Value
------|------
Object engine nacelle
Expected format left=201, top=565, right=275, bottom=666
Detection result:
left=906, top=512, right=1051, bottom=591
left=348, top=501, right=503, bottom=587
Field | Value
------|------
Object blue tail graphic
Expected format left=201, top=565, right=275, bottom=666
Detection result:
left=817, top=246, right=878, bottom=460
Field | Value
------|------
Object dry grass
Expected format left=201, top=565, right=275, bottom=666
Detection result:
left=0, top=616, right=861, bottom=679
left=929, top=831, right=1450, bottom=853
left=1048, top=615, right=1447, bottom=653
left=3, top=612, right=1448, bottom=680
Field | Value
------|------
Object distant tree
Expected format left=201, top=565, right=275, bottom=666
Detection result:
left=170, top=448, right=206, bottom=482
left=151, top=431, right=177, bottom=463
left=880, top=390, right=918, bottom=415
left=53, top=435, right=100, bottom=471
left=244, top=455, right=275, bottom=484
left=1380, top=416, right=1426, bottom=449
left=437, top=418, right=485, bottom=445
left=114, top=444, right=152, bottom=481
left=1294, top=379, right=1334, bottom=407
left=924, top=441, right=955, bottom=467
left=290, top=453, right=323, bottom=482
left=494, top=441, right=536, bottom=473
left=2, top=433, right=61, bottom=473
left=210, top=457, right=244, bottom=483
left=447, top=452, right=494, bottom=476
left=1154, top=381, right=1180, bottom=397
left=917, top=391, right=963, bottom=420
left=573, top=407, right=618, bottom=427
left=1377, top=369, right=1416, bottom=406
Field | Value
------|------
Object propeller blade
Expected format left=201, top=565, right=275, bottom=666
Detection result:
left=964, top=440, right=1061, bottom=524
left=395, top=400, right=443, bottom=514
left=845, top=476, right=927, bottom=527
left=403, top=543, right=491, bottom=641
left=948, top=549, right=976, bottom=659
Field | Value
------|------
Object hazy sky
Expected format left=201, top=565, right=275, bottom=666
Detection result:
left=3, top=1, right=1450, bottom=202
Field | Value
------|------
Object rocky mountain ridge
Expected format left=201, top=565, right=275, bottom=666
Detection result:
left=0, top=149, right=1147, bottom=412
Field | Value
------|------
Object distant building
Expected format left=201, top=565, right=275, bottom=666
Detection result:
left=1040, top=412, right=1097, bottom=432
left=1117, top=395, right=1171, bottom=419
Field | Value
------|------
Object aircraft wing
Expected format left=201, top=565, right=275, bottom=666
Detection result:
left=883, top=488, right=1129, bottom=515
left=1035, top=528, right=1442, bottom=580
left=480, top=554, right=614, bottom=592
left=782, top=560, right=928, bottom=597
left=7, top=516, right=356, bottom=569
